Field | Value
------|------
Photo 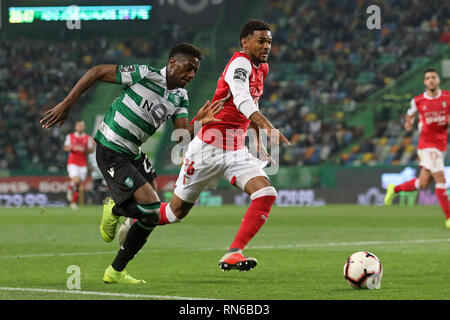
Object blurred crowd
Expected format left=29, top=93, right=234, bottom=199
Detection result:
left=2, top=0, right=450, bottom=171
left=257, top=0, right=450, bottom=166
left=0, top=23, right=195, bottom=172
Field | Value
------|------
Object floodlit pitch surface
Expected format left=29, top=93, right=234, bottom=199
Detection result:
left=0, top=205, right=449, bottom=300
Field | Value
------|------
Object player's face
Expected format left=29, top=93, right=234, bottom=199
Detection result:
left=75, top=121, right=85, bottom=133
left=167, top=54, right=200, bottom=89
left=424, top=72, right=440, bottom=91
left=242, top=30, right=272, bottom=64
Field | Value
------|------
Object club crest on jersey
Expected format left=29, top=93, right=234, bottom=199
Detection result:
left=443, top=102, right=447, bottom=108
left=173, top=94, right=181, bottom=106
left=120, top=65, right=136, bottom=73
left=124, top=177, right=134, bottom=188
left=233, top=68, right=248, bottom=82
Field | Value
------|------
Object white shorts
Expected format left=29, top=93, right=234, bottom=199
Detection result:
left=67, top=164, right=88, bottom=181
left=174, top=137, right=269, bottom=203
left=418, top=148, right=445, bottom=173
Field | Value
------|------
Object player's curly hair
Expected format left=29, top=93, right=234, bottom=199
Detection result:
left=240, top=19, right=271, bottom=47
left=169, top=42, right=203, bottom=61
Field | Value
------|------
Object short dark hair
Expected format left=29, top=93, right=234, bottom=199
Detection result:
left=169, top=42, right=203, bottom=60
left=424, top=68, right=438, bottom=75
left=240, top=19, right=271, bottom=47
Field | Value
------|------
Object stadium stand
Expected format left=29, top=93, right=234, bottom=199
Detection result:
left=2, top=0, right=450, bottom=172
left=256, top=0, right=450, bottom=166
left=0, top=23, right=196, bottom=173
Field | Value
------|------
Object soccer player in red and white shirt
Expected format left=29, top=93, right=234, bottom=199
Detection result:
left=118, top=19, right=291, bottom=271
left=64, top=120, right=95, bottom=210
left=384, top=69, right=450, bottom=229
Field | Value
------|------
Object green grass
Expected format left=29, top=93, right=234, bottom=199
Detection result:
left=0, top=205, right=449, bottom=300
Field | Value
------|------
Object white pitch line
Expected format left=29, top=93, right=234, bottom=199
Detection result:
left=0, top=287, right=216, bottom=300
left=247, top=238, right=450, bottom=250
left=1, top=238, right=448, bottom=259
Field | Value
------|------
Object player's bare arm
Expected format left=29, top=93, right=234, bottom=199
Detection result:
left=249, top=120, right=276, bottom=164
left=404, top=112, right=416, bottom=131
left=40, top=64, right=117, bottom=128
left=249, top=111, right=291, bottom=147
left=88, top=139, right=96, bottom=154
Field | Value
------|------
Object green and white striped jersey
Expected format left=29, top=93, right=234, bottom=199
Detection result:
left=95, top=64, right=189, bottom=159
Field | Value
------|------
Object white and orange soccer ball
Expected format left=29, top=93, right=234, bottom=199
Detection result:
left=343, top=251, right=383, bottom=289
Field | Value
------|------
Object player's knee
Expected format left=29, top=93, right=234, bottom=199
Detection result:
left=419, top=180, right=429, bottom=190
left=250, top=186, right=277, bottom=215
left=250, top=186, right=277, bottom=201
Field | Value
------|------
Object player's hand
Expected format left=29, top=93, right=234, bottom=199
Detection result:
left=404, top=121, right=413, bottom=131
left=196, top=100, right=223, bottom=125
left=40, top=102, right=71, bottom=128
left=267, top=128, right=291, bottom=147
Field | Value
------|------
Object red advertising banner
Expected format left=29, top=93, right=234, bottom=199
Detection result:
left=0, top=176, right=93, bottom=193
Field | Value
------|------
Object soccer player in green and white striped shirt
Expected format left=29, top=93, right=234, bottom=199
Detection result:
left=41, top=43, right=222, bottom=284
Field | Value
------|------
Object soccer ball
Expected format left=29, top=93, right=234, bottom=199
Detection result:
left=343, top=251, right=383, bottom=289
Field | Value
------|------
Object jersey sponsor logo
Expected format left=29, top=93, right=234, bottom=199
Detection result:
left=124, top=177, right=134, bottom=188
left=173, top=94, right=181, bottom=106
left=120, top=65, right=136, bottom=73
left=424, top=110, right=446, bottom=125
left=142, top=100, right=169, bottom=123
left=233, top=68, right=248, bottom=82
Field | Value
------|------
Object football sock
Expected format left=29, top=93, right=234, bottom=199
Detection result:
left=435, top=184, right=450, bottom=219
left=72, top=189, right=79, bottom=203
left=111, top=202, right=160, bottom=271
left=112, top=198, right=161, bottom=219
left=158, top=202, right=182, bottom=225
left=394, top=178, right=418, bottom=193
left=111, top=220, right=155, bottom=271
left=229, top=186, right=277, bottom=250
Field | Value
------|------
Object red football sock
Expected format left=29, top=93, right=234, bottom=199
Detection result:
left=72, top=191, right=79, bottom=204
left=230, top=194, right=276, bottom=250
left=394, top=178, right=417, bottom=193
left=158, top=202, right=169, bottom=225
left=435, top=187, right=450, bottom=219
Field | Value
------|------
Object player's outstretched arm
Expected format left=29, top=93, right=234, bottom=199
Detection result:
left=40, top=64, right=117, bottom=128
left=249, top=111, right=291, bottom=147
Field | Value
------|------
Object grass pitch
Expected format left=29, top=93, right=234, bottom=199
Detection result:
left=0, top=204, right=449, bottom=300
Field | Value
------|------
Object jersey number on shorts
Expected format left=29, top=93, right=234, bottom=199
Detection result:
left=183, top=159, right=195, bottom=185
left=184, top=159, right=195, bottom=175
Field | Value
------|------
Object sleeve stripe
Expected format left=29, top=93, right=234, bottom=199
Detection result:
left=173, top=113, right=188, bottom=119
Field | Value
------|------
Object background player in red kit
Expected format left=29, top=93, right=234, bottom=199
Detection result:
left=385, top=69, right=450, bottom=229
left=64, top=120, right=95, bottom=210
left=118, top=19, right=291, bottom=271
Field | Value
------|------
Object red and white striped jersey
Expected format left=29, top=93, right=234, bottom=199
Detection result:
left=197, top=51, right=268, bottom=150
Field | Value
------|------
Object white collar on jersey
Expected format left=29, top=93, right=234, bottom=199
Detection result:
left=424, top=89, right=442, bottom=100
left=160, top=66, right=167, bottom=79
left=239, top=51, right=262, bottom=69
